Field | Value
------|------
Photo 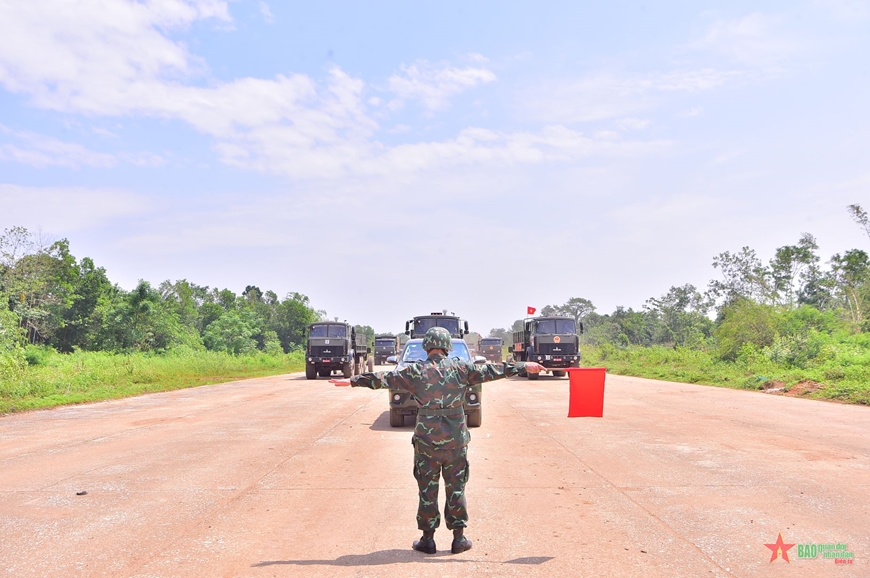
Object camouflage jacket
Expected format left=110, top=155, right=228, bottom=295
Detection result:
left=351, top=352, right=528, bottom=450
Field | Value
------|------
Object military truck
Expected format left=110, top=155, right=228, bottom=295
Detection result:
left=478, top=337, right=503, bottom=362
left=373, top=334, right=398, bottom=365
left=511, top=317, right=582, bottom=379
left=405, top=312, right=469, bottom=339
left=305, top=321, right=371, bottom=380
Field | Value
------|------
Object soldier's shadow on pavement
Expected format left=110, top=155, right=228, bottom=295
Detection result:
left=369, top=411, right=413, bottom=431
left=252, top=550, right=554, bottom=567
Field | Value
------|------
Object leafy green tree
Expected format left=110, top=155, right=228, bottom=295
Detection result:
left=94, top=280, right=196, bottom=352
left=0, top=297, right=26, bottom=378
left=0, top=230, right=79, bottom=344
left=769, top=233, right=820, bottom=306
left=714, top=299, right=779, bottom=360
left=848, top=204, right=870, bottom=241
left=707, top=247, right=773, bottom=309
left=270, top=292, right=317, bottom=352
left=203, top=310, right=257, bottom=354
left=829, top=249, right=870, bottom=328
left=487, top=327, right=510, bottom=340
left=53, top=257, right=115, bottom=352
left=644, top=284, right=713, bottom=347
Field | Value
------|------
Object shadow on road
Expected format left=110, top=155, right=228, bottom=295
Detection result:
left=252, top=550, right=553, bottom=567
left=252, top=549, right=470, bottom=567
left=369, top=410, right=413, bottom=431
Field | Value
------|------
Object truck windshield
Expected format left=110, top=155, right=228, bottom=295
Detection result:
left=480, top=339, right=502, bottom=346
left=414, top=317, right=460, bottom=336
left=309, top=324, right=347, bottom=338
left=402, top=340, right=470, bottom=363
left=375, top=340, right=394, bottom=347
left=534, top=319, right=576, bottom=334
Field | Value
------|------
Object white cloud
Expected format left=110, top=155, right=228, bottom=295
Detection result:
left=689, top=13, right=802, bottom=67
left=524, top=68, right=741, bottom=123
left=682, top=106, right=704, bottom=117
left=0, top=1, right=664, bottom=180
left=0, top=124, right=165, bottom=168
left=387, top=60, right=496, bottom=111
left=616, top=118, right=650, bottom=131
left=257, top=1, right=274, bottom=23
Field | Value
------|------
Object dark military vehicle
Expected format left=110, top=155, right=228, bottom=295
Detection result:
left=387, top=338, right=484, bottom=428
left=511, top=317, right=582, bottom=379
left=478, top=337, right=503, bottom=362
left=305, top=322, right=371, bottom=380
left=374, top=334, right=398, bottom=365
left=405, top=312, right=469, bottom=339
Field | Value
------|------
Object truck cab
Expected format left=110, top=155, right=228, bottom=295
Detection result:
left=305, top=322, right=371, bottom=380
left=478, top=337, right=504, bottom=362
left=373, top=334, right=398, bottom=365
left=405, top=312, right=469, bottom=339
left=511, top=317, right=582, bottom=379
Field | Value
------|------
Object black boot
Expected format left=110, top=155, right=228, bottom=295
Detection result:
left=451, top=528, right=472, bottom=554
left=413, top=531, right=436, bottom=554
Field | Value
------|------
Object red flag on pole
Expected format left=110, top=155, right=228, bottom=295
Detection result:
left=527, top=306, right=536, bottom=315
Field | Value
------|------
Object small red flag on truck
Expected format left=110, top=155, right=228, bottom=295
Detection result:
left=527, top=306, right=536, bottom=315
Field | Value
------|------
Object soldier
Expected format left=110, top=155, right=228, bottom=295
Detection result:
left=330, top=326, right=544, bottom=555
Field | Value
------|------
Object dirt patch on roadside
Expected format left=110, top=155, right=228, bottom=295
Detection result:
left=784, top=380, right=824, bottom=397
left=761, top=380, right=787, bottom=393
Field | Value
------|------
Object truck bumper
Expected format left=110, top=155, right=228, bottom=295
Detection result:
left=524, top=354, right=581, bottom=368
left=308, top=357, right=351, bottom=368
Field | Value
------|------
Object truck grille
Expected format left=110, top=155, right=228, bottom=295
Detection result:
left=310, top=345, right=345, bottom=357
left=537, top=343, right=576, bottom=355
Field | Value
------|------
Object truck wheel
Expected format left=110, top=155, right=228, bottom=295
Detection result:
left=305, top=365, right=317, bottom=380
left=319, top=368, right=331, bottom=378
left=553, top=370, right=566, bottom=378
left=342, top=362, right=353, bottom=378
left=389, top=409, right=404, bottom=427
left=367, top=356, right=374, bottom=372
left=353, top=358, right=361, bottom=375
left=466, top=408, right=482, bottom=428
left=527, top=371, right=539, bottom=380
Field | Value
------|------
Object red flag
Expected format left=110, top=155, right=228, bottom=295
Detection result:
left=527, top=306, right=536, bottom=315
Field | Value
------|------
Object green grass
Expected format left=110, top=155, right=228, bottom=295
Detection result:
left=0, top=348, right=305, bottom=413
left=581, top=342, right=870, bottom=405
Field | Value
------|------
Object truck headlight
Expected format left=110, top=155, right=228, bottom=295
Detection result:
left=393, top=393, right=401, bottom=401
left=468, top=393, right=477, bottom=402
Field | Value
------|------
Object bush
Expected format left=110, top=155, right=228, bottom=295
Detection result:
left=715, top=300, right=778, bottom=361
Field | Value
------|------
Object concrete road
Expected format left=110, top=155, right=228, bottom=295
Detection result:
left=1, top=370, right=867, bottom=577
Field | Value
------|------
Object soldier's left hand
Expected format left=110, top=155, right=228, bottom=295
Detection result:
left=330, top=379, right=351, bottom=387
left=525, top=362, right=546, bottom=374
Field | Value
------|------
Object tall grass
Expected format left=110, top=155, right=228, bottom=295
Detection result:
left=582, top=339, right=870, bottom=405
left=0, top=347, right=305, bottom=413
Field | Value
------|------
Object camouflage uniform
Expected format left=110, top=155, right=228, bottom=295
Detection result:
left=351, top=352, right=528, bottom=531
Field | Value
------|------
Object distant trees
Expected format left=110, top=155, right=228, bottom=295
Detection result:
left=493, top=205, right=870, bottom=357
left=0, top=227, right=322, bottom=356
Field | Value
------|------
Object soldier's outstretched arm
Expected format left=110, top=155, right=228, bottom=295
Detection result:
left=330, top=364, right=421, bottom=389
left=465, top=360, right=545, bottom=385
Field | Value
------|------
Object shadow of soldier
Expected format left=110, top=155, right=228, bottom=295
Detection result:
left=252, top=550, right=554, bottom=567
left=252, top=549, right=472, bottom=567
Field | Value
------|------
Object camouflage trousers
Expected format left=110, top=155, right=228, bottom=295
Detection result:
left=412, top=439, right=470, bottom=531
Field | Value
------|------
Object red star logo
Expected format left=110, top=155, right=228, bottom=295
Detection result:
left=764, top=533, right=796, bottom=563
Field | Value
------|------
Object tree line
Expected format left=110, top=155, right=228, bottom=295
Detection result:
left=0, top=226, right=337, bottom=362
left=489, top=205, right=870, bottom=366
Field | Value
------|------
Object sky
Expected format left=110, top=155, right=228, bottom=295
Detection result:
left=1, top=0, right=869, bottom=335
